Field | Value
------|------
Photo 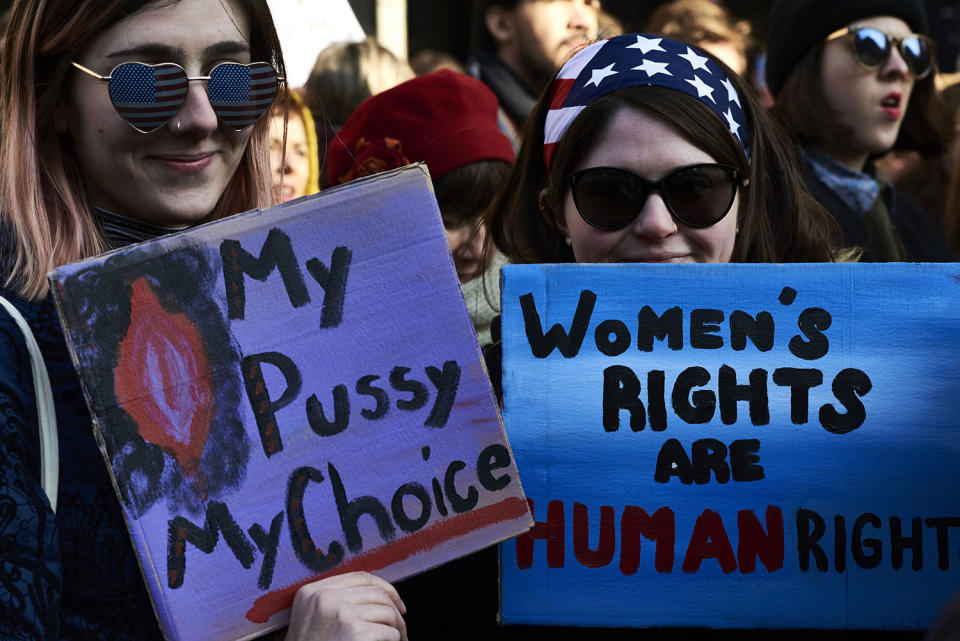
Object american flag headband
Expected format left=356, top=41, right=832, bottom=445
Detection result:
left=543, top=34, right=751, bottom=172
left=71, top=60, right=282, bottom=134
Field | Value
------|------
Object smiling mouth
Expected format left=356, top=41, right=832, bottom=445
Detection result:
left=561, top=36, right=590, bottom=50
left=153, top=152, right=214, bottom=161
left=150, top=152, right=216, bottom=173
left=618, top=255, right=688, bottom=263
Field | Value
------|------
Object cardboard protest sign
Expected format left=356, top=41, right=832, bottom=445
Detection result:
left=499, top=262, right=960, bottom=630
left=48, top=165, right=531, bottom=641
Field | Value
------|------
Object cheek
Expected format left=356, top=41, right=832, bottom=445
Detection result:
left=820, top=50, right=870, bottom=115
left=686, top=195, right=739, bottom=263
left=683, top=224, right=736, bottom=263
left=563, top=193, right=618, bottom=262
left=226, top=128, right=254, bottom=165
left=269, top=149, right=283, bottom=172
left=293, top=155, right=311, bottom=178
left=444, top=227, right=470, bottom=253
left=710, top=212, right=739, bottom=262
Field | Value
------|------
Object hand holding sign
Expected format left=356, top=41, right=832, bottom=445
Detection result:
left=284, top=572, right=407, bottom=641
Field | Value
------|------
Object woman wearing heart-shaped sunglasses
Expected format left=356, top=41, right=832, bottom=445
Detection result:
left=766, top=0, right=956, bottom=262
left=0, top=1, right=407, bottom=640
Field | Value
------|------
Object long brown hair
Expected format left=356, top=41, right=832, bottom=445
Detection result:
left=486, top=55, right=841, bottom=265
left=947, top=150, right=960, bottom=252
left=1, top=0, right=285, bottom=300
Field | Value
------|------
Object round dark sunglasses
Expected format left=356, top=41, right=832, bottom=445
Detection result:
left=569, top=163, right=743, bottom=231
left=72, top=61, right=282, bottom=133
left=826, top=26, right=934, bottom=79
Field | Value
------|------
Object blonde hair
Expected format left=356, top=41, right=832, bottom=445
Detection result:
left=271, top=88, right=321, bottom=197
left=303, top=37, right=414, bottom=128
left=1, top=0, right=283, bottom=300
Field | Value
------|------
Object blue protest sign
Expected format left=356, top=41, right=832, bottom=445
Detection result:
left=500, top=262, right=960, bottom=629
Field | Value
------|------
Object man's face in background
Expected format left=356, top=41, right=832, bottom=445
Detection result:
left=488, top=0, right=601, bottom=92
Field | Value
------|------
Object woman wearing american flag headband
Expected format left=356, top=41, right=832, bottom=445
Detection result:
left=0, top=1, right=407, bottom=640
left=473, top=32, right=847, bottom=640
left=487, top=32, right=845, bottom=266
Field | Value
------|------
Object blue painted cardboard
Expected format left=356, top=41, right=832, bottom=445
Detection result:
left=48, top=165, right=531, bottom=641
left=500, top=262, right=960, bottom=630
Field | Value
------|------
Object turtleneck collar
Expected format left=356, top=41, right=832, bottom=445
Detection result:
left=93, top=207, right=191, bottom=249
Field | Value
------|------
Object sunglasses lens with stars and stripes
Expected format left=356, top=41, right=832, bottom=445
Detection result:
left=79, top=61, right=280, bottom=133
left=569, top=163, right=741, bottom=230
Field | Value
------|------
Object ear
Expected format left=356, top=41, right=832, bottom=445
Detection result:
left=539, top=188, right=567, bottom=234
left=485, top=6, right=514, bottom=46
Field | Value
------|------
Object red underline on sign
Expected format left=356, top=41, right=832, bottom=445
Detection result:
left=245, top=495, right=529, bottom=623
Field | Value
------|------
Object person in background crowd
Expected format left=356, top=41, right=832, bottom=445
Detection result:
left=467, top=0, right=601, bottom=134
left=302, top=36, right=414, bottom=186
left=270, top=89, right=321, bottom=203
left=410, top=48, right=465, bottom=75
left=766, top=0, right=956, bottom=262
left=0, top=1, right=406, bottom=639
left=644, top=0, right=752, bottom=76
left=327, top=69, right=515, bottom=347
left=597, top=8, right=625, bottom=39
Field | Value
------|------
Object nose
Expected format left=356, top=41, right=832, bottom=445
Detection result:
left=569, top=0, right=599, bottom=34
left=630, top=192, right=677, bottom=239
left=879, top=43, right=910, bottom=79
left=272, top=155, right=292, bottom=178
left=169, top=79, right=219, bottom=136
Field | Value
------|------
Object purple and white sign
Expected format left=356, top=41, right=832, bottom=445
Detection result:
left=50, top=165, right=531, bottom=641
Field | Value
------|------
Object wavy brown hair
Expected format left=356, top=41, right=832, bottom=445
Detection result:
left=1, top=0, right=285, bottom=300
left=486, top=51, right=842, bottom=265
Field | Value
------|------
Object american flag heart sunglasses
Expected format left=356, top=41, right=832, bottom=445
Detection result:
left=71, top=61, right=281, bottom=133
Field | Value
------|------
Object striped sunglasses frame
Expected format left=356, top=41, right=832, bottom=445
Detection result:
left=71, top=60, right=282, bottom=134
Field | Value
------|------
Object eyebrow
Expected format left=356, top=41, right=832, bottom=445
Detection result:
left=106, top=40, right=250, bottom=60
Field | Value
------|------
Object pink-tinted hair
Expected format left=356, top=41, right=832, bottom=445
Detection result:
left=1, top=0, right=284, bottom=300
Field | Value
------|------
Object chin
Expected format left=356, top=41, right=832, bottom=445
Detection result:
left=864, top=131, right=903, bottom=156
left=147, top=201, right=219, bottom=226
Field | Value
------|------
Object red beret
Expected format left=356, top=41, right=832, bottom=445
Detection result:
left=327, top=69, right=516, bottom=186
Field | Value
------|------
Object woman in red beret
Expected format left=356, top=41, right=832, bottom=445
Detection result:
left=327, top=69, right=517, bottom=346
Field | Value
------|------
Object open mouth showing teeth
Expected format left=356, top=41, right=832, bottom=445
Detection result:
left=882, top=96, right=900, bottom=107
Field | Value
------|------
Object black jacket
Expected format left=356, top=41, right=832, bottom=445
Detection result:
left=800, top=161, right=956, bottom=262
left=466, top=50, right=536, bottom=135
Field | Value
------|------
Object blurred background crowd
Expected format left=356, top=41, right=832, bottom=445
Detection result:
left=210, top=0, right=959, bottom=312
left=2, top=1, right=960, bottom=639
